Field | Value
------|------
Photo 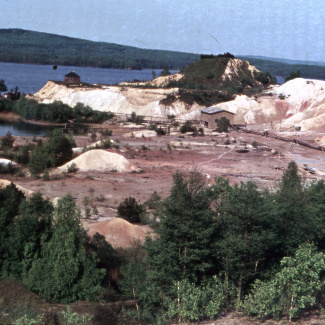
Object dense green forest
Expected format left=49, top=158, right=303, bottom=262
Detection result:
left=0, top=29, right=199, bottom=70
left=2, top=161, right=325, bottom=323
left=240, top=56, right=325, bottom=80
left=1, top=29, right=325, bottom=81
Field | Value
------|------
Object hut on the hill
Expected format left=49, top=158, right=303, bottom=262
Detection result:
left=201, top=106, right=235, bottom=128
left=64, top=71, right=81, bottom=83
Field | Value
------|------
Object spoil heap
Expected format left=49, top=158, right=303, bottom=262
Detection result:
left=88, top=217, right=152, bottom=248
left=58, top=149, right=139, bottom=172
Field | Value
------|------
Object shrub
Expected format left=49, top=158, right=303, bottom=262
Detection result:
left=128, top=112, right=144, bottom=124
left=243, top=243, right=325, bottom=322
left=42, top=169, right=50, bottom=181
left=285, top=70, right=301, bottom=82
left=206, top=71, right=215, bottom=79
left=117, top=197, right=145, bottom=223
left=251, top=141, right=258, bottom=148
left=241, top=75, right=253, bottom=87
left=145, top=191, right=162, bottom=210
left=67, top=162, right=78, bottom=173
left=156, top=127, right=166, bottom=136
left=217, top=117, right=231, bottom=133
left=0, top=131, right=15, bottom=150
left=180, top=121, right=196, bottom=134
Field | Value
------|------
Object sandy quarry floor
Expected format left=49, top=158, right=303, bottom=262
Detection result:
left=5, top=122, right=325, bottom=246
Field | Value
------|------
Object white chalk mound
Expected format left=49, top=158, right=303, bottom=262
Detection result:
left=58, top=149, right=139, bottom=172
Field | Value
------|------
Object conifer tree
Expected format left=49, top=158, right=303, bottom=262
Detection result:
left=24, top=195, right=105, bottom=302
left=145, top=171, right=217, bottom=289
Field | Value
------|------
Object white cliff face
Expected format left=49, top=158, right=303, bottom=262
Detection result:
left=272, top=79, right=325, bottom=131
left=221, top=59, right=259, bottom=83
left=33, top=81, right=202, bottom=118
left=33, top=78, right=325, bottom=131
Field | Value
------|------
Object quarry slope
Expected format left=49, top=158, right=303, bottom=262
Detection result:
left=33, top=81, right=202, bottom=119
left=34, top=71, right=325, bottom=131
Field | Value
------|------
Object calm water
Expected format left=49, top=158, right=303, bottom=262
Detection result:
left=0, top=62, right=177, bottom=136
left=0, top=62, right=175, bottom=95
left=0, top=119, right=55, bottom=137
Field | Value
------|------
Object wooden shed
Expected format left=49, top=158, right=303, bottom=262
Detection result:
left=64, top=71, right=81, bottom=83
left=201, top=107, right=235, bottom=129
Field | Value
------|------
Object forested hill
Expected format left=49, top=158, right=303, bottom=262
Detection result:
left=2, top=28, right=325, bottom=80
left=239, top=56, right=325, bottom=80
left=0, top=29, right=199, bottom=70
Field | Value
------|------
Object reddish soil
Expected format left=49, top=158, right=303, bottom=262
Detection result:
left=4, top=123, right=325, bottom=247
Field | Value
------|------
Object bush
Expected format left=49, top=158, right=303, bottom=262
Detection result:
left=145, top=191, right=162, bottom=210
left=217, top=117, right=231, bottom=132
left=243, top=243, right=325, bottom=322
left=251, top=141, right=258, bottom=148
left=206, top=71, right=215, bottom=79
left=241, top=75, right=253, bottom=87
left=285, top=70, right=301, bottom=82
left=117, top=197, right=145, bottom=223
left=180, top=121, right=196, bottom=134
left=67, top=162, right=78, bottom=173
left=156, top=127, right=166, bottom=136
left=128, top=112, right=144, bottom=124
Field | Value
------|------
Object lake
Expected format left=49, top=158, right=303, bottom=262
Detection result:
left=0, top=62, right=285, bottom=136
left=0, top=62, right=176, bottom=136
left=0, top=62, right=175, bottom=95
left=0, top=118, right=55, bottom=137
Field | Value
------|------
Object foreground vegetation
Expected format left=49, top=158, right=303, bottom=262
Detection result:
left=2, top=161, right=325, bottom=323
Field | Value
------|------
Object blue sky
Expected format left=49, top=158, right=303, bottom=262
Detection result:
left=2, top=0, right=325, bottom=62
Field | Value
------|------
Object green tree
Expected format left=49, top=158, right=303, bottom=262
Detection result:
left=28, top=145, right=49, bottom=177
left=47, top=128, right=73, bottom=167
left=145, top=171, right=217, bottom=289
left=209, top=179, right=276, bottom=305
left=160, top=67, right=171, bottom=76
left=285, top=70, right=301, bottom=82
left=3, top=193, right=54, bottom=278
left=217, top=117, right=231, bottom=132
left=24, top=195, right=105, bottom=302
left=0, top=183, right=25, bottom=275
left=0, top=79, right=7, bottom=94
left=243, top=243, right=325, bottom=321
left=275, top=161, right=308, bottom=255
left=117, top=197, right=145, bottom=223
left=0, top=131, right=14, bottom=149
left=180, top=121, right=196, bottom=133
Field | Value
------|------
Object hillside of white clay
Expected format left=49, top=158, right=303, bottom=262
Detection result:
left=33, top=76, right=325, bottom=131
left=33, top=81, right=202, bottom=119
left=58, top=149, right=139, bottom=173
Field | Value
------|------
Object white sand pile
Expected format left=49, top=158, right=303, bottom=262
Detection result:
left=0, top=159, right=16, bottom=165
left=58, top=149, right=139, bottom=172
left=88, top=217, right=152, bottom=248
left=0, top=179, right=34, bottom=198
left=273, top=79, right=325, bottom=131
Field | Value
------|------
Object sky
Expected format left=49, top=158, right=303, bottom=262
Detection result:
left=2, top=0, right=325, bottom=62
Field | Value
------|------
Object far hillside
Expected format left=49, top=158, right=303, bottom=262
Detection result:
left=0, top=29, right=199, bottom=70
left=240, top=56, right=325, bottom=80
